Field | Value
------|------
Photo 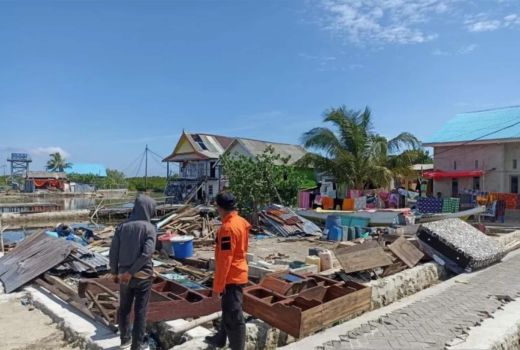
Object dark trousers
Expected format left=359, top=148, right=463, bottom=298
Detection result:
left=118, top=278, right=152, bottom=349
left=215, top=284, right=246, bottom=350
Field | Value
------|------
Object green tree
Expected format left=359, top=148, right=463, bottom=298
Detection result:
left=104, top=169, right=127, bottom=188
left=68, top=169, right=128, bottom=189
left=299, top=106, right=421, bottom=189
left=220, top=146, right=305, bottom=217
left=46, top=152, right=72, bottom=172
left=127, top=176, right=167, bottom=192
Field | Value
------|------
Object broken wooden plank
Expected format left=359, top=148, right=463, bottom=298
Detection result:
left=387, top=236, right=424, bottom=268
left=334, top=241, right=393, bottom=273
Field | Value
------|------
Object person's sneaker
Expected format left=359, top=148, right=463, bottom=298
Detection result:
left=120, top=339, right=131, bottom=350
left=205, top=334, right=226, bottom=348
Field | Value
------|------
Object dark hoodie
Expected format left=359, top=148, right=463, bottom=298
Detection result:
left=109, top=194, right=157, bottom=277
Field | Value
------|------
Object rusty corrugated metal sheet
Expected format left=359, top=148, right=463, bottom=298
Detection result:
left=0, top=232, right=72, bottom=293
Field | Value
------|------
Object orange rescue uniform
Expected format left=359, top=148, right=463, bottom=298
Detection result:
left=213, top=211, right=250, bottom=294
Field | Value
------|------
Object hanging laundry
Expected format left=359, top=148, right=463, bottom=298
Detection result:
left=354, top=196, right=367, bottom=210
left=337, top=183, right=347, bottom=199
left=298, top=191, right=311, bottom=209
left=349, top=190, right=362, bottom=199
left=322, top=196, right=334, bottom=210
left=342, top=198, right=354, bottom=211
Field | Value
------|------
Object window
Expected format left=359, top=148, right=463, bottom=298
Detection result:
left=208, top=185, right=214, bottom=197
left=512, top=176, right=519, bottom=194
left=514, top=159, right=517, bottom=170
left=473, top=177, right=480, bottom=191
left=451, top=178, right=459, bottom=197
left=475, top=160, right=479, bottom=169
left=453, top=161, right=457, bottom=170
left=210, top=161, right=216, bottom=178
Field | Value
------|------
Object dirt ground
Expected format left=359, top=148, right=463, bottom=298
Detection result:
left=195, top=235, right=340, bottom=264
left=0, top=297, right=79, bottom=350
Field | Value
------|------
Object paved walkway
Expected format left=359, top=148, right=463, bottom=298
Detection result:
left=309, top=252, right=520, bottom=350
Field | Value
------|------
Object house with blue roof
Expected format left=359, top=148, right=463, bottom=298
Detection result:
left=65, top=163, right=107, bottom=177
left=423, top=106, right=520, bottom=196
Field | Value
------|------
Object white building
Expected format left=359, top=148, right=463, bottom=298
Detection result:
left=162, top=131, right=306, bottom=202
left=423, top=106, right=520, bottom=196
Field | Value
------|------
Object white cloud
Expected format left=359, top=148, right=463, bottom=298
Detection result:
left=458, top=43, right=478, bottom=54
left=318, top=0, right=453, bottom=45
left=504, top=13, right=520, bottom=26
left=31, top=146, right=70, bottom=158
left=465, top=19, right=501, bottom=32
left=432, top=43, right=477, bottom=56
left=465, top=12, right=520, bottom=32
left=316, top=1, right=520, bottom=46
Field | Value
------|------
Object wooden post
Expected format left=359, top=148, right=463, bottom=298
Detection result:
left=0, top=221, right=8, bottom=254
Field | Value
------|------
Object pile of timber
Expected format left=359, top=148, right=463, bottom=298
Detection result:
left=160, top=206, right=218, bottom=239
left=259, top=204, right=322, bottom=237
left=332, top=234, right=427, bottom=282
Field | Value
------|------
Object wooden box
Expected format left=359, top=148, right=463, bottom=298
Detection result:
left=243, top=274, right=371, bottom=338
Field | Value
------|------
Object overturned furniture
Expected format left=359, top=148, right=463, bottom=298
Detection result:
left=417, top=218, right=506, bottom=273
left=78, top=276, right=220, bottom=326
left=243, top=272, right=371, bottom=338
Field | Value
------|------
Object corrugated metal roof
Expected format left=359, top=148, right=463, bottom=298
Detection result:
left=229, top=138, right=307, bottom=165
left=27, top=171, right=67, bottom=179
left=0, top=232, right=72, bottom=293
left=424, top=106, right=520, bottom=145
left=410, top=164, right=434, bottom=171
left=65, top=163, right=107, bottom=176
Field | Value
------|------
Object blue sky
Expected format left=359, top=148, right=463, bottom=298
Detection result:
left=1, top=0, right=520, bottom=176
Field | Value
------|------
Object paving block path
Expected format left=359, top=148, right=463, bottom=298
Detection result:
left=318, top=253, right=520, bottom=350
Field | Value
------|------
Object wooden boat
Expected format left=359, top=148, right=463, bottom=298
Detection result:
left=297, top=209, right=408, bottom=226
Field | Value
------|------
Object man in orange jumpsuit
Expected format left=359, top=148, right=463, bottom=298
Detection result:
left=205, top=192, right=250, bottom=350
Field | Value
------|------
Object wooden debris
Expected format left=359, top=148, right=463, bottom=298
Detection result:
left=334, top=241, right=393, bottom=274
left=244, top=274, right=371, bottom=338
left=387, top=236, right=424, bottom=268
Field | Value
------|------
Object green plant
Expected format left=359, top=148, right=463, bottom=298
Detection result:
left=299, top=106, right=421, bottom=189
left=127, top=176, right=167, bottom=192
left=46, top=152, right=72, bottom=172
left=220, top=146, right=306, bottom=216
left=68, top=169, right=128, bottom=189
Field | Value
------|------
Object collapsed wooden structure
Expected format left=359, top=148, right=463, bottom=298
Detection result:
left=78, top=276, right=221, bottom=325
left=243, top=272, right=372, bottom=338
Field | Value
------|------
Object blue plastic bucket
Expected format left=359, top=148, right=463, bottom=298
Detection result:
left=326, top=215, right=343, bottom=241
left=171, top=235, right=194, bottom=259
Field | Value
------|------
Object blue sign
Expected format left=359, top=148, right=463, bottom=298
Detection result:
left=10, top=153, right=29, bottom=161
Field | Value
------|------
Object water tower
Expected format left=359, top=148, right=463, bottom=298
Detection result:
left=7, top=153, right=32, bottom=187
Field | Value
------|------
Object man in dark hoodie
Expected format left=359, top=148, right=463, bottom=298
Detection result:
left=110, top=194, right=157, bottom=350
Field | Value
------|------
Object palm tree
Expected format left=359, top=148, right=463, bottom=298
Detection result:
left=46, top=152, right=72, bottom=172
left=299, top=106, right=421, bottom=189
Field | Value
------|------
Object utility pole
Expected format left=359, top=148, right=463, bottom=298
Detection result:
left=145, top=144, right=148, bottom=192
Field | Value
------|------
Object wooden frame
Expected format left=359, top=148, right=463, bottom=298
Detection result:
left=244, top=274, right=371, bottom=338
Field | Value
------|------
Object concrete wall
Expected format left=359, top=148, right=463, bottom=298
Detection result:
left=502, top=143, right=520, bottom=193
left=433, top=143, right=506, bottom=195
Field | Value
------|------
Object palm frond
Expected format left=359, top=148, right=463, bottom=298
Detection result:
left=301, top=127, right=343, bottom=156
left=388, top=132, right=421, bottom=153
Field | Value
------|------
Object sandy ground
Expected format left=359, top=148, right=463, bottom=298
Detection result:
left=0, top=297, right=79, bottom=350
left=195, top=235, right=340, bottom=263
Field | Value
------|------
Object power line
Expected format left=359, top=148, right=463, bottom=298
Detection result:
left=122, top=151, right=146, bottom=174
left=147, top=148, right=166, bottom=161
left=134, top=150, right=146, bottom=178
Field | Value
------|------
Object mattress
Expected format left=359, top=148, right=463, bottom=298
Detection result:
left=417, top=218, right=506, bottom=273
